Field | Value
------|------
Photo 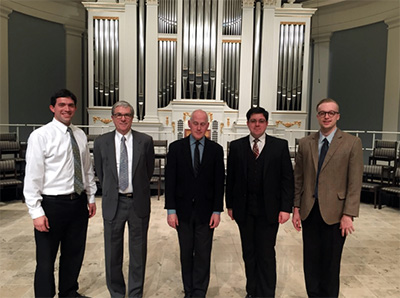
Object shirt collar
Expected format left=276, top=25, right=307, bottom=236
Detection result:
left=319, top=128, right=337, bottom=144
left=52, top=117, right=71, bottom=133
left=190, top=134, right=205, bottom=146
left=249, top=133, right=266, bottom=144
left=116, top=129, right=132, bottom=141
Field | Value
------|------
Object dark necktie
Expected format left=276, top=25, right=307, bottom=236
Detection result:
left=315, top=138, right=329, bottom=198
left=253, top=138, right=260, bottom=159
left=194, top=140, right=200, bottom=177
left=67, top=127, right=84, bottom=195
left=119, top=136, right=129, bottom=191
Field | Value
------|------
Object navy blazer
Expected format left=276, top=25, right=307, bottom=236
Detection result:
left=226, top=134, right=294, bottom=224
left=164, top=136, right=225, bottom=224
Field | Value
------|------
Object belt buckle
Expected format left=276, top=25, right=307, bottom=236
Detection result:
left=70, top=193, right=79, bottom=200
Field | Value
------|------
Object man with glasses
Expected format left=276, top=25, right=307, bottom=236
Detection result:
left=226, top=107, right=294, bottom=298
left=93, top=101, right=155, bottom=297
left=165, top=109, right=225, bottom=298
left=292, top=98, right=363, bottom=297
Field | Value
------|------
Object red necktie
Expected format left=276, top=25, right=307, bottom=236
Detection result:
left=253, top=139, right=260, bottom=159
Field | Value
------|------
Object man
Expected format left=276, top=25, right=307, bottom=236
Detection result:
left=292, top=98, right=363, bottom=297
left=226, top=106, right=294, bottom=298
left=93, top=101, right=154, bottom=298
left=24, top=89, right=97, bottom=298
left=165, top=109, right=225, bottom=298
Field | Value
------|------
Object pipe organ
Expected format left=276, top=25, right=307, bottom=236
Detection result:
left=277, top=22, right=305, bottom=111
left=93, top=17, right=119, bottom=107
left=84, top=0, right=315, bottom=150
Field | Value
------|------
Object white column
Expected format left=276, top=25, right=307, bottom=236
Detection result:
left=65, top=25, right=84, bottom=123
left=123, top=1, right=138, bottom=117
left=259, top=2, right=276, bottom=113
left=383, top=16, right=400, bottom=134
left=310, top=32, right=331, bottom=129
left=0, top=7, right=12, bottom=130
left=237, top=0, right=255, bottom=124
left=143, top=0, right=159, bottom=122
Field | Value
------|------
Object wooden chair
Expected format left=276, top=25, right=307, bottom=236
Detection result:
left=362, top=165, right=385, bottom=208
left=0, top=160, right=23, bottom=201
left=379, top=167, right=400, bottom=209
left=151, top=140, right=168, bottom=200
left=369, top=140, right=398, bottom=168
left=0, top=133, right=17, bottom=142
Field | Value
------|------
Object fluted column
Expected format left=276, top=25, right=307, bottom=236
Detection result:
left=0, top=6, right=12, bottom=130
left=383, top=16, right=400, bottom=133
left=237, top=0, right=254, bottom=124
left=309, top=32, right=331, bottom=129
left=65, top=25, right=84, bottom=121
left=259, top=0, right=277, bottom=113
left=144, top=0, right=159, bottom=122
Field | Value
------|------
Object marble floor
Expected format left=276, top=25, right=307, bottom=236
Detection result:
left=0, top=196, right=399, bottom=298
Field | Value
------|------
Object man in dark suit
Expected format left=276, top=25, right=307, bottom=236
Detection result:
left=292, top=98, right=363, bottom=297
left=93, top=101, right=155, bottom=298
left=165, top=109, right=225, bottom=298
left=226, top=107, right=294, bottom=298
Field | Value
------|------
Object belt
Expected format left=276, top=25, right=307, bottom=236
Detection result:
left=43, top=192, right=84, bottom=200
left=119, top=193, right=133, bottom=198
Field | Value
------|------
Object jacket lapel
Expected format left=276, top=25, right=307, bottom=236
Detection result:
left=107, top=131, right=118, bottom=182
left=182, top=137, right=194, bottom=176
left=240, top=137, right=249, bottom=180
left=131, top=130, right=142, bottom=179
left=310, top=132, right=319, bottom=174
left=321, top=129, right=343, bottom=172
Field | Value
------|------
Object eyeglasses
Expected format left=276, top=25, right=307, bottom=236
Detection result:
left=191, top=121, right=208, bottom=127
left=113, top=113, right=133, bottom=119
left=249, top=119, right=267, bottom=124
left=317, top=111, right=339, bottom=118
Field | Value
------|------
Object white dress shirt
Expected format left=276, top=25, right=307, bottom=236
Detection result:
left=249, top=133, right=266, bottom=154
left=115, top=130, right=133, bottom=193
left=24, top=118, right=97, bottom=219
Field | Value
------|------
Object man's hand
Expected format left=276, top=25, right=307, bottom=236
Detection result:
left=278, top=211, right=290, bottom=224
left=167, top=213, right=179, bottom=229
left=340, top=215, right=354, bottom=237
left=33, top=215, right=50, bottom=232
left=209, top=213, right=221, bottom=229
left=88, top=203, right=96, bottom=218
left=227, top=208, right=234, bottom=221
left=292, top=207, right=301, bottom=231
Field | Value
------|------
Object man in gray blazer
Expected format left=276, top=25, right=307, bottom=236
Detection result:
left=93, top=101, right=155, bottom=298
left=292, top=98, right=363, bottom=297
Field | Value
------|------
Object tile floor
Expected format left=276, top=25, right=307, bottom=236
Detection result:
left=0, top=196, right=399, bottom=298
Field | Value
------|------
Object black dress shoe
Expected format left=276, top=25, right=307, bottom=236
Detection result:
left=245, top=294, right=253, bottom=298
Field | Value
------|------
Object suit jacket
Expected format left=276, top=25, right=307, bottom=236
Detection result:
left=294, top=129, right=363, bottom=225
left=93, top=129, right=155, bottom=221
left=226, top=134, right=294, bottom=224
left=164, top=136, right=225, bottom=224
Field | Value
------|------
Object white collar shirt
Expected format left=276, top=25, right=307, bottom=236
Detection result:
left=249, top=133, right=266, bottom=154
left=24, top=118, right=97, bottom=219
left=115, top=130, right=133, bottom=193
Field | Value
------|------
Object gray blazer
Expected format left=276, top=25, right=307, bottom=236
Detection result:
left=93, top=130, right=155, bottom=221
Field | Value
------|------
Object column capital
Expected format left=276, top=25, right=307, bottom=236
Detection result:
left=312, top=32, right=332, bottom=43
left=385, top=16, right=400, bottom=30
left=242, top=0, right=255, bottom=9
left=64, top=25, right=85, bottom=38
left=0, top=6, right=13, bottom=19
left=262, top=0, right=279, bottom=8
left=146, top=0, right=158, bottom=5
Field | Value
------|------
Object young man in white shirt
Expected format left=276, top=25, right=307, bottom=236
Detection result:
left=24, top=89, right=97, bottom=297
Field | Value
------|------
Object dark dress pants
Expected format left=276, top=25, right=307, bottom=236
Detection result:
left=103, top=195, right=149, bottom=298
left=237, top=214, right=279, bottom=298
left=302, top=201, right=346, bottom=297
left=177, top=213, right=214, bottom=298
left=34, top=194, right=89, bottom=298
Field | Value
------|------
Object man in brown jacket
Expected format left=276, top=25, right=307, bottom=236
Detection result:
left=292, top=98, right=363, bottom=297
